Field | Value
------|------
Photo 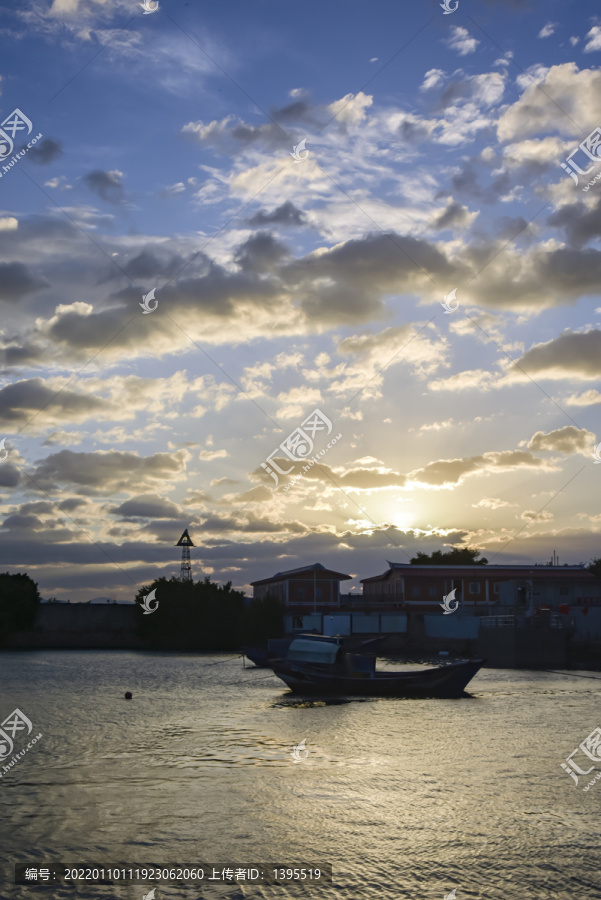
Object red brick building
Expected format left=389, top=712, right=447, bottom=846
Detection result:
left=251, top=563, right=352, bottom=609
left=361, top=561, right=598, bottom=613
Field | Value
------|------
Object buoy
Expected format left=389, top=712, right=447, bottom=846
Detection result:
left=124, top=691, right=132, bottom=700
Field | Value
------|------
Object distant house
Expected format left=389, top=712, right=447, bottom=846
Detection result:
left=361, top=562, right=600, bottom=613
left=251, top=563, right=352, bottom=609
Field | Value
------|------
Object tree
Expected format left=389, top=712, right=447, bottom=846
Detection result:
left=239, top=593, right=284, bottom=647
left=0, top=572, right=41, bottom=645
left=410, top=547, right=488, bottom=565
left=587, top=557, right=601, bottom=579
left=134, top=575, right=246, bottom=650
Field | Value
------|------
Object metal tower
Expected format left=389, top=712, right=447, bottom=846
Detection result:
left=176, top=528, right=194, bottom=582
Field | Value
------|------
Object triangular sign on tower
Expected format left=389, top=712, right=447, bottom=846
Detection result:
left=176, top=528, right=194, bottom=547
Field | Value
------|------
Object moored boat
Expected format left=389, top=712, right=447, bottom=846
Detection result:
left=270, top=636, right=483, bottom=697
left=243, top=638, right=293, bottom=668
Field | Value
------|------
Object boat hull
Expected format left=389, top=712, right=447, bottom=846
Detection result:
left=270, top=658, right=484, bottom=698
left=243, top=647, right=272, bottom=667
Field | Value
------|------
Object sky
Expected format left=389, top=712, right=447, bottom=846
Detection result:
left=0, top=0, right=600, bottom=601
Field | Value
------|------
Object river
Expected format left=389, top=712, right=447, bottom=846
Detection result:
left=0, top=651, right=600, bottom=899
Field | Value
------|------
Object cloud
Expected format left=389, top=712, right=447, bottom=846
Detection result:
left=497, top=64, right=601, bottom=142
left=234, top=232, right=290, bottom=273
left=405, top=449, right=557, bottom=488
left=0, top=378, right=106, bottom=429
left=547, top=197, right=601, bottom=247
left=513, top=329, right=601, bottom=380
left=161, top=182, right=186, bottom=197
left=0, top=373, right=216, bottom=431
left=29, top=448, right=188, bottom=493
left=436, top=72, right=505, bottom=110
left=199, top=449, right=228, bottom=461
left=27, top=138, right=63, bottom=165
left=42, top=430, right=85, bottom=446
left=421, top=68, right=446, bottom=91
left=538, top=23, right=556, bottom=38
left=182, top=115, right=290, bottom=154
left=325, top=91, right=373, bottom=126
left=248, top=201, right=306, bottom=227
left=584, top=26, right=601, bottom=53
left=111, top=494, right=183, bottom=519
left=521, top=509, right=554, bottom=521
left=445, top=26, right=479, bottom=56
left=564, top=389, right=601, bottom=407
left=261, top=448, right=558, bottom=492
left=48, top=0, right=124, bottom=15
left=44, top=176, right=72, bottom=190
left=431, top=200, right=476, bottom=230
left=527, top=426, right=595, bottom=456
left=82, top=169, right=125, bottom=204
left=0, top=262, right=47, bottom=303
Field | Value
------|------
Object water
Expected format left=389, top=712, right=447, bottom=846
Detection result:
left=1, top=651, right=600, bottom=900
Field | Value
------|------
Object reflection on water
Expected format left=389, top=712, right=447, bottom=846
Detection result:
left=1, top=651, right=601, bottom=899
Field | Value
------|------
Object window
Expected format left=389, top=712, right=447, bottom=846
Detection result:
left=316, top=587, right=323, bottom=600
left=559, top=586, right=569, bottom=596
left=493, top=583, right=500, bottom=595
left=469, top=582, right=480, bottom=594
left=297, top=587, right=305, bottom=599
left=412, top=585, right=421, bottom=598
left=428, top=585, right=437, bottom=597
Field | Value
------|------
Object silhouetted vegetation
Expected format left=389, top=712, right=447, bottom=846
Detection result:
left=0, top=572, right=41, bottom=645
left=587, top=557, right=601, bottom=579
left=410, top=548, right=488, bottom=565
left=135, top=576, right=246, bottom=650
left=239, top=593, right=284, bottom=647
left=135, top=577, right=284, bottom=650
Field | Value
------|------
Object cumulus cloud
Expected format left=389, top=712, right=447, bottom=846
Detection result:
left=430, top=200, right=476, bottom=230
left=521, top=509, right=554, bottom=521
left=538, top=22, right=556, bottom=38
left=27, top=138, right=63, bottom=165
left=111, top=494, right=183, bottom=519
left=497, top=63, right=601, bottom=141
left=513, top=330, right=601, bottom=380
left=564, top=389, right=601, bottom=406
left=0, top=262, right=47, bottom=303
left=82, top=169, right=126, bottom=204
left=259, top=448, right=558, bottom=492
left=248, top=201, right=306, bottom=227
left=547, top=198, right=601, bottom=247
left=445, top=26, right=479, bottom=56
left=199, top=449, right=228, bottom=461
left=584, top=26, right=601, bottom=53
left=405, top=449, right=557, bottom=488
left=527, top=426, right=595, bottom=456
left=29, top=449, right=189, bottom=493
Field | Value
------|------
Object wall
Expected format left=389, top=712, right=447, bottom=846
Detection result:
left=3, top=603, right=142, bottom=649
left=283, top=612, right=408, bottom=635
left=35, top=604, right=138, bottom=631
left=424, top=615, right=480, bottom=639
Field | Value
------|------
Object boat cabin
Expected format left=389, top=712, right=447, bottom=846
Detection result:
left=285, top=635, right=375, bottom=675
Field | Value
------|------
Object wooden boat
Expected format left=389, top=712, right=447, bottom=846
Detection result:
left=269, top=636, right=483, bottom=697
left=244, top=633, right=386, bottom=668
left=243, top=637, right=295, bottom=667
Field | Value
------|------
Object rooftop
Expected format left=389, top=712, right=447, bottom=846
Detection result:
left=251, top=562, right=352, bottom=586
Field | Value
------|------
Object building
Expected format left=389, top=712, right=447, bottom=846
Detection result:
left=361, top=561, right=600, bottom=614
left=251, top=563, right=351, bottom=609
